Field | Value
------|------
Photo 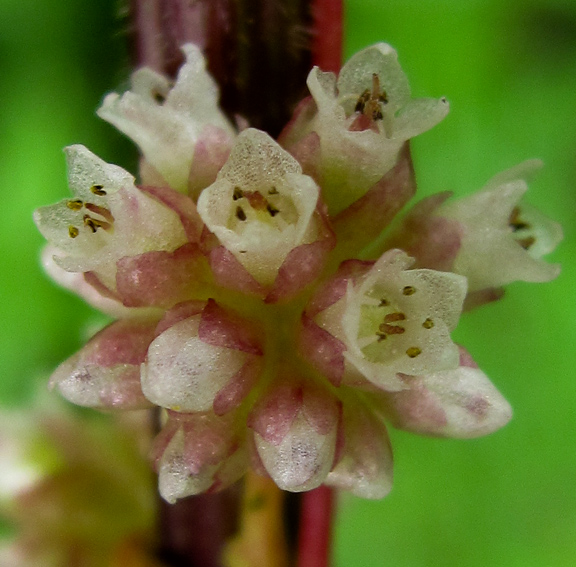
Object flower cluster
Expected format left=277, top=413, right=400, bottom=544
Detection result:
left=35, top=43, right=561, bottom=502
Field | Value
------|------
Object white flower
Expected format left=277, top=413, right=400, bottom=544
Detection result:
left=437, top=160, right=563, bottom=291
left=306, top=43, right=449, bottom=213
left=98, top=44, right=235, bottom=193
left=313, top=250, right=467, bottom=391
left=197, top=128, right=321, bottom=286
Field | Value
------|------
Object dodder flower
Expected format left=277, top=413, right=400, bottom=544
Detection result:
left=35, top=43, right=560, bottom=502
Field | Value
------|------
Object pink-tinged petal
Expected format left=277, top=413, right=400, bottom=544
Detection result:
left=247, top=384, right=303, bottom=445
left=49, top=319, right=158, bottom=409
left=84, top=271, right=122, bottom=302
left=265, top=237, right=335, bottom=303
left=285, top=132, right=322, bottom=182
left=198, top=299, right=263, bottom=355
left=278, top=96, right=318, bottom=151
left=299, top=315, right=345, bottom=387
left=208, top=246, right=265, bottom=296
left=463, top=287, right=505, bottom=311
left=378, top=347, right=512, bottom=439
left=115, top=243, right=208, bottom=308
left=380, top=192, right=463, bottom=270
left=305, top=259, right=373, bottom=317
left=154, top=299, right=207, bottom=336
left=301, top=385, right=341, bottom=435
left=154, top=411, right=248, bottom=503
left=331, top=143, right=416, bottom=262
left=326, top=401, right=393, bottom=499
left=188, top=125, right=234, bottom=200
left=213, top=357, right=264, bottom=416
left=140, top=184, right=203, bottom=242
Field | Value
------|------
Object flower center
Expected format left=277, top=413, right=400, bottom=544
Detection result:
left=508, top=206, right=535, bottom=250
left=66, top=185, right=115, bottom=239
left=353, top=73, right=388, bottom=121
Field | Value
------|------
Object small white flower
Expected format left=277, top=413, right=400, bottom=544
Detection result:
left=98, top=44, right=235, bottom=193
left=437, top=160, right=563, bottom=291
left=197, top=128, right=321, bottom=286
left=306, top=43, right=449, bottom=212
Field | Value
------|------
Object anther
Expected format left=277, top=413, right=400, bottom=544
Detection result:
left=267, top=204, right=280, bottom=217
left=518, top=236, right=536, bottom=250
left=233, top=187, right=244, bottom=201
left=236, top=206, right=247, bottom=221
left=68, top=226, right=79, bottom=238
left=268, top=186, right=279, bottom=195
left=376, top=331, right=387, bottom=342
left=83, top=215, right=110, bottom=233
left=66, top=199, right=83, bottom=211
left=384, top=312, right=406, bottom=323
left=406, top=347, right=422, bottom=358
left=422, top=318, right=434, bottom=329
left=379, top=323, right=405, bottom=335
left=509, top=206, right=530, bottom=232
left=403, top=286, right=416, bottom=296
left=90, top=184, right=107, bottom=196
left=378, top=298, right=389, bottom=307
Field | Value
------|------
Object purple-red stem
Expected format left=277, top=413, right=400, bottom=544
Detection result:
left=296, top=486, right=335, bottom=567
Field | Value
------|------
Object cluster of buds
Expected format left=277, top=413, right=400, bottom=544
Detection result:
left=34, top=43, right=561, bottom=503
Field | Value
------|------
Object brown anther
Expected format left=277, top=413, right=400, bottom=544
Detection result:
left=236, top=206, right=247, bottom=221
left=406, top=347, right=422, bottom=358
left=66, top=199, right=83, bottom=211
left=90, top=184, right=107, bottom=196
left=422, top=318, right=434, bottom=329
left=403, top=285, right=416, bottom=296
left=84, top=203, right=114, bottom=223
left=509, top=206, right=530, bottom=232
left=153, top=91, right=166, bottom=104
left=68, top=225, right=79, bottom=238
left=356, top=74, right=388, bottom=120
left=384, top=312, right=406, bottom=323
left=354, top=89, right=370, bottom=113
left=378, top=298, right=389, bottom=307
left=517, top=236, right=536, bottom=250
left=379, top=323, right=405, bottom=335
left=83, top=214, right=110, bottom=233
left=233, top=187, right=244, bottom=201
left=266, top=204, right=280, bottom=217
left=376, top=331, right=387, bottom=342
left=268, top=186, right=279, bottom=195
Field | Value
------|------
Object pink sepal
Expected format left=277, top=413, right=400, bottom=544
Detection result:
left=84, top=271, right=122, bottom=302
left=377, top=346, right=512, bottom=439
left=140, top=185, right=203, bottom=243
left=278, top=96, right=318, bottom=150
left=265, top=205, right=336, bottom=303
left=301, top=384, right=341, bottom=435
left=247, top=383, right=304, bottom=445
left=382, top=192, right=463, bottom=270
left=306, top=259, right=373, bottom=317
left=299, top=315, right=345, bottom=386
left=463, top=287, right=505, bottom=311
left=115, top=243, right=208, bottom=309
left=208, top=246, right=266, bottom=296
left=49, top=318, right=158, bottom=410
left=331, top=143, right=416, bottom=261
left=213, top=356, right=264, bottom=416
left=154, top=300, right=207, bottom=336
left=198, top=299, right=263, bottom=355
left=188, top=125, right=234, bottom=200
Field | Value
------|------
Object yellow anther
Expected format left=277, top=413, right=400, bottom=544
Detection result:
left=379, top=323, right=405, bottom=335
left=403, top=286, right=416, bottom=296
left=68, top=226, right=79, bottom=238
left=384, top=312, right=406, bottom=323
left=66, top=199, right=83, bottom=211
left=90, top=184, right=107, bottom=196
left=406, top=347, right=422, bottom=358
left=422, top=318, right=434, bottom=329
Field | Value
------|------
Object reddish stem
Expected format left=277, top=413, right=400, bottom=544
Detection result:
left=296, top=485, right=335, bottom=567
left=311, top=0, right=343, bottom=73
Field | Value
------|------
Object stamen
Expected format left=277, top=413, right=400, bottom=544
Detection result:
left=378, top=298, right=389, bottom=307
left=236, top=206, right=247, bottom=221
left=233, top=187, right=244, bottom=201
left=66, top=199, right=83, bottom=211
left=509, top=206, right=530, bottom=232
left=83, top=214, right=111, bottom=233
left=354, top=89, right=370, bottom=114
left=266, top=204, right=280, bottom=217
left=153, top=91, right=166, bottom=104
left=384, top=312, right=406, bottom=323
left=517, top=236, right=536, bottom=250
left=85, top=203, right=114, bottom=223
left=68, top=226, right=79, bottom=238
left=402, top=286, right=416, bottom=296
left=406, top=347, right=422, bottom=358
left=376, top=331, right=387, bottom=342
left=268, top=186, right=279, bottom=195
left=422, top=318, right=434, bottom=329
left=90, top=184, right=107, bottom=196
left=378, top=323, right=405, bottom=335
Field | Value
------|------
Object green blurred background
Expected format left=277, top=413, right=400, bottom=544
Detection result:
left=0, top=0, right=574, bottom=565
